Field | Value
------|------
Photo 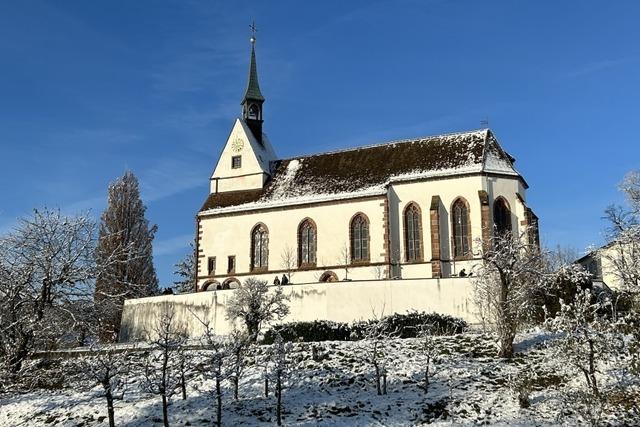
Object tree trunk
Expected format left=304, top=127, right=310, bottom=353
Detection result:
left=233, top=376, right=239, bottom=400
left=181, top=370, right=187, bottom=400
left=264, top=377, right=269, bottom=398
left=276, top=372, right=282, bottom=426
left=216, top=376, right=222, bottom=427
left=162, top=394, right=169, bottom=427
left=497, top=331, right=515, bottom=358
left=424, top=365, right=430, bottom=394
left=105, top=391, right=115, bottom=427
left=374, top=364, right=381, bottom=395
left=382, top=371, right=387, bottom=395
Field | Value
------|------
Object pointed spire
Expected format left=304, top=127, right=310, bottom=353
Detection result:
left=242, top=29, right=264, bottom=104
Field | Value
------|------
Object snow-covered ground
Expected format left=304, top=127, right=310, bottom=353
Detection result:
left=0, top=330, right=636, bottom=426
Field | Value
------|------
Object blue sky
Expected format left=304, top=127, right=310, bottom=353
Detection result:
left=1, top=0, right=639, bottom=286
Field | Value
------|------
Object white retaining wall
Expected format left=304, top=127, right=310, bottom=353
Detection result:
left=119, top=277, right=477, bottom=342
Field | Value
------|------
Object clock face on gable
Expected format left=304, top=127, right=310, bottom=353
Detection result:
left=231, top=138, right=244, bottom=152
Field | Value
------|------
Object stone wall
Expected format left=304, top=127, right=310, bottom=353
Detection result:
left=119, top=277, right=477, bottom=342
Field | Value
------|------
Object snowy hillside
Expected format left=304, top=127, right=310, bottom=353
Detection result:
left=1, top=330, right=636, bottom=426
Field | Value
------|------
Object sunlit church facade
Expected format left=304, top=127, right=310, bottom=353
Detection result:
left=194, top=36, right=539, bottom=292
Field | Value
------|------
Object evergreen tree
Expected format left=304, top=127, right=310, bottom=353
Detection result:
left=94, top=171, right=159, bottom=342
left=173, top=243, right=196, bottom=294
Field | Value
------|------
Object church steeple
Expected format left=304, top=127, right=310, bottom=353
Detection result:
left=241, top=23, right=265, bottom=144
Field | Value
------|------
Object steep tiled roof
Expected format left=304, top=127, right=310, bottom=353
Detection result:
left=200, top=129, right=522, bottom=215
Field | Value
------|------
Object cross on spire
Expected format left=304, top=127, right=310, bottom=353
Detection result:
left=249, top=21, right=258, bottom=44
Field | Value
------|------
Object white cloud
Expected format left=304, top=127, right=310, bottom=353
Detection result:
left=154, top=233, right=194, bottom=257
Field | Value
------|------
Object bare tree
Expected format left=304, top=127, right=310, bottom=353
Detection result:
left=95, top=171, right=159, bottom=342
left=268, top=333, right=293, bottom=427
left=77, top=345, right=130, bottom=427
left=280, top=245, right=296, bottom=284
left=227, top=328, right=251, bottom=400
left=142, top=307, right=186, bottom=427
left=173, top=243, right=196, bottom=294
left=191, top=312, right=229, bottom=427
left=225, top=278, right=290, bottom=341
left=472, top=232, right=547, bottom=358
left=0, top=209, right=97, bottom=379
left=602, top=171, right=640, bottom=295
left=416, top=324, right=439, bottom=394
left=357, top=311, right=394, bottom=395
left=340, top=244, right=350, bottom=281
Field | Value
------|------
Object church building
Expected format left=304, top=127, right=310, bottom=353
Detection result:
left=194, top=35, right=539, bottom=292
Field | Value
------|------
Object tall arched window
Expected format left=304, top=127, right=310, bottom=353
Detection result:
left=350, top=213, right=369, bottom=262
left=404, top=203, right=422, bottom=262
left=298, top=219, right=317, bottom=267
left=452, top=198, right=471, bottom=258
left=493, top=198, right=512, bottom=237
left=251, top=224, right=268, bottom=270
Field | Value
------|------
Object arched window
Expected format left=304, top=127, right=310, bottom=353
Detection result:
left=493, top=198, right=512, bottom=237
left=404, top=203, right=423, bottom=262
left=298, top=219, right=317, bottom=267
left=452, top=198, right=471, bottom=258
left=251, top=224, right=268, bottom=270
left=350, top=214, right=369, bottom=262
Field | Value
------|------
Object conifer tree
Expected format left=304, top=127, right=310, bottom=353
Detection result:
left=173, top=243, right=196, bottom=294
left=94, top=171, right=159, bottom=341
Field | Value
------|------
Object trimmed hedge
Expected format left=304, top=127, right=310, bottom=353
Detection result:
left=262, top=312, right=467, bottom=344
left=262, top=320, right=351, bottom=344
left=352, top=311, right=468, bottom=339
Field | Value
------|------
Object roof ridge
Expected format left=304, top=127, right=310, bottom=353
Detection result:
left=278, top=128, right=491, bottom=162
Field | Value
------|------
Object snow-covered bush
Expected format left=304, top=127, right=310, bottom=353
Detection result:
left=263, top=320, right=352, bottom=344
left=545, top=289, right=629, bottom=425
left=225, top=278, right=290, bottom=341
left=353, top=311, right=467, bottom=339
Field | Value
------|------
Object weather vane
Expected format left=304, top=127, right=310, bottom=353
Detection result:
left=249, top=21, right=258, bottom=44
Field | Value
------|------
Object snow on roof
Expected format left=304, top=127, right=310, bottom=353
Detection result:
left=200, top=129, right=522, bottom=215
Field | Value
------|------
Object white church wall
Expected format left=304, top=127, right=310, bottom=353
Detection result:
left=119, top=277, right=477, bottom=341
left=198, top=174, right=529, bottom=288
left=197, top=196, right=387, bottom=288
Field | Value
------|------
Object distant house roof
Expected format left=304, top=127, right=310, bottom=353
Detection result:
left=200, top=129, right=523, bottom=215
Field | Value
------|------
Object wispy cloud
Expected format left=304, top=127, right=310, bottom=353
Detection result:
left=154, top=233, right=194, bottom=257
left=567, top=57, right=634, bottom=78
left=139, top=156, right=206, bottom=203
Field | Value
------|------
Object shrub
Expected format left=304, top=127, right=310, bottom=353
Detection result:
left=262, top=320, right=352, bottom=344
left=352, top=311, right=467, bottom=339
left=262, top=312, right=467, bottom=344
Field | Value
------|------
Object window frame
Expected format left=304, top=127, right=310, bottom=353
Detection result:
left=231, top=155, right=242, bottom=169
left=297, top=218, right=317, bottom=268
left=250, top=223, right=269, bottom=271
left=207, top=256, right=216, bottom=276
left=493, top=197, right=512, bottom=237
left=227, top=255, right=236, bottom=274
left=403, top=202, right=423, bottom=263
left=350, top=213, right=370, bottom=264
left=451, top=197, right=472, bottom=260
